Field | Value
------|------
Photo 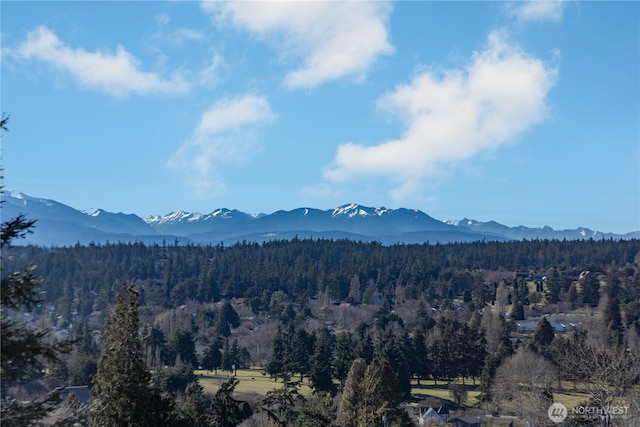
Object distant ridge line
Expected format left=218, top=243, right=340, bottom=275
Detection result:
left=3, top=191, right=638, bottom=247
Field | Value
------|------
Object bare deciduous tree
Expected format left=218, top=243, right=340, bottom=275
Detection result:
left=569, top=341, right=640, bottom=426
left=491, top=348, right=556, bottom=426
left=495, top=282, right=509, bottom=316
left=448, top=383, right=468, bottom=407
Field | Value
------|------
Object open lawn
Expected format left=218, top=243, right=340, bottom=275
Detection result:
left=553, top=390, right=591, bottom=409
left=196, top=370, right=484, bottom=407
left=411, top=379, right=482, bottom=408
left=195, top=369, right=313, bottom=398
left=195, top=370, right=595, bottom=416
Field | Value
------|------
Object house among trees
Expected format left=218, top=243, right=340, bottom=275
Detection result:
left=448, top=414, right=486, bottom=427
left=417, top=405, right=449, bottom=425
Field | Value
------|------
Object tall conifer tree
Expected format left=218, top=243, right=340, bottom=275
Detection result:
left=91, top=284, right=174, bottom=426
left=1, top=115, right=75, bottom=425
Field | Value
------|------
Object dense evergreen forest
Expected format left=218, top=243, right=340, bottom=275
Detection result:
left=3, top=237, right=640, bottom=426
left=4, top=238, right=639, bottom=312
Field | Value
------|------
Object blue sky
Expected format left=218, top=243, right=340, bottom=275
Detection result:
left=1, top=1, right=638, bottom=233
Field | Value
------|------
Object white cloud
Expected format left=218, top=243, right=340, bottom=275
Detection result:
left=10, top=26, right=191, bottom=97
left=168, top=95, right=276, bottom=194
left=202, top=1, right=393, bottom=89
left=165, top=28, right=205, bottom=44
left=323, top=31, right=557, bottom=201
left=149, top=20, right=205, bottom=46
left=506, top=0, right=566, bottom=23
left=196, top=53, right=226, bottom=87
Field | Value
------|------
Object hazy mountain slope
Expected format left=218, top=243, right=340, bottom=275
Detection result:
left=2, top=191, right=637, bottom=246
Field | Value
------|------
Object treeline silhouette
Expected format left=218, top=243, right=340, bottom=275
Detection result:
left=4, top=238, right=638, bottom=312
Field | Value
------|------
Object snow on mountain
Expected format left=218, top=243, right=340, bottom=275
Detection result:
left=3, top=191, right=638, bottom=247
left=443, top=217, right=625, bottom=241
left=331, top=203, right=393, bottom=218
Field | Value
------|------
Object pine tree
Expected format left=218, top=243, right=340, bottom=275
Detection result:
left=532, top=317, right=555, bottom=352
left=510, top=300, right=525, bottom=321
left=221, top=339, right=233, bottom=373
left=295, top=392, right=336, bottom=427
left=360, top=358, right=402, bottom=427
left=1, top=217, right=64, bottom=386
left=340, top=358, right=404, bottom=427
left=91, top=283, right=174, bottom=426
left=579, top=272, right=600, bottom=307
left=202, top=338, right=223, bottom=374
left=183, top=380, right=208, bottom=427
left=333, top=331, right=356, bottom=390
left=171, top=329, right=197, bottom=368
left=544, top=269, right=561, bottom=304
left=339, top=358, right=366, bottom=425
left=412, top=329, right=430, bottom=385
left=209, top=377, right=252, bottom=427
left=1, top=118, right=73, bottom=424
left=309, top=328, right=335, bottom=395
left=604, top=296, right=624, bottom=346
left=266, top=326, right=288, bottom=379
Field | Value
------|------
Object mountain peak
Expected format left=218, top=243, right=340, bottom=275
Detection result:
left=3, top=191, right=637, bottom=247
left=332, top=203, right=391, bottom=218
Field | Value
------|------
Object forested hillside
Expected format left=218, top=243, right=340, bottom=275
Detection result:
left=3, top=237, right=640, bottom=426
left=4, top=238, right=639, bottom=311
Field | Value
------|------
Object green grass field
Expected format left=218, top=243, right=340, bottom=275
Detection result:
left=411, top=379, right=481, bottom=408
left=195, top=369, right=593, bottom=414
left=196, top=370, right=484, bottom=407
left=195, top=369, right=313, bottom=397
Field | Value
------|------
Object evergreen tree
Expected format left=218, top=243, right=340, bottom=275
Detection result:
left=604, top=296, right=624, bottom=346
left=208, top=377, right=252, bottom=427
left=309, top=328, right=336, bottom=395
left=215, top=302, right=240, bottom=337
left=460, top=324, right=487, bottom=384
left=354, top=330, right=375, bottom=364
left=143, top=325, right=168, bottom=368
left=261, top=378, right=303, bottom=427
left=183, top=380, right=209, bottom=427
left=333, top=331, right=356, bottom=390
left=1, top=138, right=73, bottom=425
left=339, top=358, right=366, bottom=425
left=514, top=279, right=530, bottom=306
left=360, top=358, right=403, bottom=427
left=294, top=392, right=335, bottom=427
left=510, top=301, right=525, bottom=320
left=290, top=325, right=314, bottom=382
left=266, top=326, right=289, bottom=379
left=565, top=282, right=578, bottom=308
left=91, top=284, right=174, bottom=426
left=171, top=329, right=197, bottom=368
left=411, top=328, right=430, bottom=385
left=544, top=269, right=561, bottom=304
left=383, top=332, right=412, bottom=400
left=221, top=339, right=234, bottom=373
left=70, top=356, right=98, bottom=387
left=202, top=338, right=223, bottom=373
left=340, top=358, right=404, bottom=427
left=429, top=318, right=458, bottom=383
left=73, top=319, right=99, bottom=357
left=478, top=354, right=500, bottom=402
left=531, top=317, right=555, bottom=352
left=1, top=219, right=66, bottom=387
left=579, top=272, right=600, bottom=307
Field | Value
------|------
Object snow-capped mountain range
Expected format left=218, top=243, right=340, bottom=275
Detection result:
left=2, top=191, right=638, bottom=247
